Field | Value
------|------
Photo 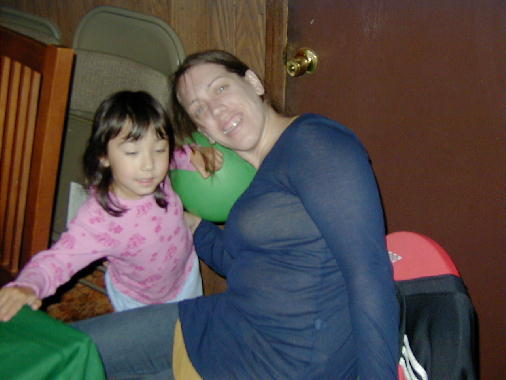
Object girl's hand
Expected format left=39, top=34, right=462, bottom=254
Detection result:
left=0, top=286, right=41, bottom=322
left=184, top=211, right=202, bottom=234
left=190, top=147, right=224, bottom=178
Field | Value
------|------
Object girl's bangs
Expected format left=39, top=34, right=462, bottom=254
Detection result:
left=124, top=115, right=167, bottom=141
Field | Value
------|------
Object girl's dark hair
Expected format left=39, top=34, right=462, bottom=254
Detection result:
left=170, top=50, right=251, bottom=143
left=83, top=90, right=175, bottom=216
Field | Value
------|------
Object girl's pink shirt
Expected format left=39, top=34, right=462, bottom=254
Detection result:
left=8, top=147, right=197, bottom=304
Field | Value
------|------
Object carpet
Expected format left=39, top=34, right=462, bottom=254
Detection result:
left=44, top=265, right=113, bottom=323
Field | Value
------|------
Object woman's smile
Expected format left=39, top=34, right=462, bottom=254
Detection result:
left=223, top=115, right=242, bottom=135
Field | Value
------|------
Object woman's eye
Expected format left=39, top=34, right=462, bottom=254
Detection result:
left=217, top=85, right=227, bottom=94
left=125, top=151, right=138, bottom=156
left=194, top=106, right=204, bottom=117
left=155, top=147, right=167, bottom=153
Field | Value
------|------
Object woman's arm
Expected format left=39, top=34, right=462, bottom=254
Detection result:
left=192, top=220, right=234, bottom=277
left=288, top=120, right=399, bottom=378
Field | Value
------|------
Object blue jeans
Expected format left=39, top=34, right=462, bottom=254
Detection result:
left=71, top=303, right=179, bottom=380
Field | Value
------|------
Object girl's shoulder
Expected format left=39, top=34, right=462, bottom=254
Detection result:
left=67, top=193, right=112, bottom=227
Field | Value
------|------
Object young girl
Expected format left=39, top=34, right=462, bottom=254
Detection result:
left=0, top=90, right=220, bottom=321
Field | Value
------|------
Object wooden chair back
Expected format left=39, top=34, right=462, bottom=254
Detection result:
left=0, top=26, right=73, bottom=278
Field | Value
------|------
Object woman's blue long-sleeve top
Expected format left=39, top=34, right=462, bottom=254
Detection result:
left=178, top=114, right=399, bottom=379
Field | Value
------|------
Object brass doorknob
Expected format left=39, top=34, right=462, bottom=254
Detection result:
left=286, top=48, right=318, bottom=77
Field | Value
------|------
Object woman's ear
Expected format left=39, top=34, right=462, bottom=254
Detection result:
left=245, top=70, right=265, bottom=96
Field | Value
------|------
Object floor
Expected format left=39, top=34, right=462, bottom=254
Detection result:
left=44, top=266, right=113, bottom=322
left=43, top=260, right=227, bottom=322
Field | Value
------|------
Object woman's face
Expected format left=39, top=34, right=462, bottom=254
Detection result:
left=177, top=63, right=266, bottom=156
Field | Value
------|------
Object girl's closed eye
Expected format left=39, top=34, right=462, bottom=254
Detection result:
left=121, top=141, right=140, bottom=156
left=155, top=145, right=169, bottom=154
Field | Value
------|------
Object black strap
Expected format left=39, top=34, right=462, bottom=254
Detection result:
left=396, top=274, right=468, bottom=297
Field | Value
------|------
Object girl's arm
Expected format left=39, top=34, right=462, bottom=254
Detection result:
left=0, top=286, right=41, bottom=321
left=184, top=211, right=202, bottom=234
left=287, top=121, right=399, bottom=379
left=1, top=201, right=108, bottom=317
left=171, top=144, right=223, bottom=178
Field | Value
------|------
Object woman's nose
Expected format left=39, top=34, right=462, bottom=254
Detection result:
left=210, top=101, right=226, bottom=117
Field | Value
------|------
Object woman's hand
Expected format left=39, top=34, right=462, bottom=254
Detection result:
left=0, top=285, right=41, bottom=322
left=184, top=211, right=202, bottom=234
left=190, top=146, right=224, bottom=178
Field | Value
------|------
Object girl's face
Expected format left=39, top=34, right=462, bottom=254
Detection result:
left=177, top=63, right=266, bottom=158
left=102, top=123, right=169, bottom=200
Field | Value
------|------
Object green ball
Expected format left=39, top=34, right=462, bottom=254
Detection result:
left=170, top=133, right=256, bottom=222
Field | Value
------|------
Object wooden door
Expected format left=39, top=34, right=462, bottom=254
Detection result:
left=282, top=1, right=505, bottom=378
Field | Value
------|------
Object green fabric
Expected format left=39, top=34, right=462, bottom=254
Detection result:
left=0, top=306, right=105, bottom=380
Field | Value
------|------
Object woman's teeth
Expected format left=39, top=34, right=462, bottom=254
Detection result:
left=224, top=120, right=239, bottom=135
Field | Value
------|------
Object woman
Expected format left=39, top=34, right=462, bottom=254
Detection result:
left=74, top=50, right=399, bottom=380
